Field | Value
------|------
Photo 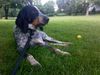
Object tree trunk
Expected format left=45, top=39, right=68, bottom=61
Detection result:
left=4, top=5, right=9, bottom=19
left=86, top=10, right=89, bottom=16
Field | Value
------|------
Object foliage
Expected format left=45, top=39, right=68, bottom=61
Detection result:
left=42, top=1, right=55, bottom=16
left=0, top=0, right=100, bottom=18
left=56, top=0, right=100, bottom=15
left=0, top=0, right=34, bottom=19
left=0, top=7, right=4, bottom=18
left=0, top=0, right=12, bottom=19
left=88, top=0, right=100, bottom=5
left=33, top=0, right=55, bottom=16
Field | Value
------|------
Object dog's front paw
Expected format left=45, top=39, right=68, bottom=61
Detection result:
left=62, top=42, right=73, bottom=46
left=27, top=54, right=42, bottom=67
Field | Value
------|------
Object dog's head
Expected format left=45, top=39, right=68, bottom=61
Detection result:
left=16, top=5, right=49, bottom=33
left=34, top=6, right=49, bottom=27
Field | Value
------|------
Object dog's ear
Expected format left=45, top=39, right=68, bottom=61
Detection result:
left=16, top=5, right=39, bottom=33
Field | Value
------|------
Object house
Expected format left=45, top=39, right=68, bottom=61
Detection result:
left=86, top=4, right=100, bottom=15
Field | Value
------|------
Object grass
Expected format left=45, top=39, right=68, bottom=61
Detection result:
left=0, top=15, right=100, bottom=75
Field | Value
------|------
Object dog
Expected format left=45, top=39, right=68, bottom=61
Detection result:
left=14, top=5, right=71, bottom=67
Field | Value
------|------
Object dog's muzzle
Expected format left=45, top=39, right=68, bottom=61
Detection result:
left=42, top=15, right=49, bottom=25
left=38, top=13, right=49, bottom=27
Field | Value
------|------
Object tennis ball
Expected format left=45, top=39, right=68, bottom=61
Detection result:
left=77, top=35, right=82, bottom=39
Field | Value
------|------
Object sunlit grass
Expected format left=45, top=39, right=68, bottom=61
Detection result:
left=0, top=15, right=100, bottom=75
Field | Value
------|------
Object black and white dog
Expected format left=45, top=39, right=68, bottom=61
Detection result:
left=14, top=5, right=71, bottom=67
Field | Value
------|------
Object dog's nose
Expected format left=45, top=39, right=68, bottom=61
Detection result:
left=45, top=17, right=49, bottom=24
left=44, top=16, right=49, bottom=24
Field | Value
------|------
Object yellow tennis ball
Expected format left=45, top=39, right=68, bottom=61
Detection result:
left=77, top=35, right=82, bottom=39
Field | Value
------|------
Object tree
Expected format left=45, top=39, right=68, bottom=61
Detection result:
left=11, top=0, right=34, bottom=8
left=56, top=0, right=89, bottom=15
left=86, top=0, right=100, bottom=15
left=0, top=0, right=34, bottom=19
left=32, top=0, right=43, bottom=11
left=43, top=1, right=55, bottom=16
left=0, top=7, right=4, bottom=18
left=88, top=0, right=100, bottom=5
left=0, top=0, right=12, bottom=19
left=56, top=0, right=67, bottom=12
left=33, top=0, right=42, bottom=6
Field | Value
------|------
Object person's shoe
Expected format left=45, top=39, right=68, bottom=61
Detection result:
left=54, top=49, right=71, bottom=56
left=27, top=54, right=42, bottom=67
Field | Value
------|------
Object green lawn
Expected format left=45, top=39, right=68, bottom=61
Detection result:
left=0, top=16, right=100, bottom=75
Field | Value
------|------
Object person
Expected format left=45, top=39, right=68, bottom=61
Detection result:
left=14, top=5, right=71, bottom=67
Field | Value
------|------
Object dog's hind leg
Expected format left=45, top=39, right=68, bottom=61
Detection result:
left=44, top=45, right=71, bottom=56
left=53, top=48, right=71, bottom=56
